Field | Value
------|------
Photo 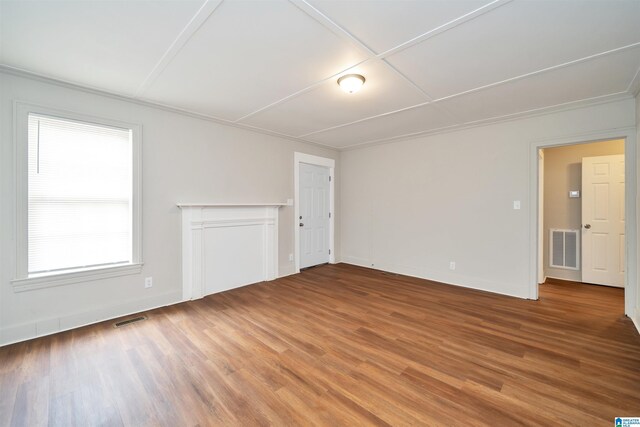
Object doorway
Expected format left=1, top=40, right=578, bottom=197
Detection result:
left=294, top=152, right=335, bottom=273
left=530, top=129, right=637, bottom=319
left=540, top=140, right=624, bottom=288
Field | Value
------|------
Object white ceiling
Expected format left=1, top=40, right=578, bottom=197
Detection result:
left=2, top=0, right=639, bottom=149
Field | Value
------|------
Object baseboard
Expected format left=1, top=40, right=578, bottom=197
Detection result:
left=0, top=290, right=182, bottom=347
left=340, top=255, right=372, bottom=269
left=1, top=265, right=306, bottom=347
left=340, top=258, right=528, bottom=299
left=277, top=263, right=297, bottom=278
left=277, top=268, right=298, bottom=279
left=632, top=308, right=640, bottom=335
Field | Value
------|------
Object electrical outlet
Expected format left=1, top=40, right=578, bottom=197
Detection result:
left=449, top=261, right=456, bottom=270
left=144, top=277, right=153, bottom=288
left=288, top=253, right=294, bottom=262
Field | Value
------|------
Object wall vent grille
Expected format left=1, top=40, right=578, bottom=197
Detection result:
left=549, top=229, right=580, bottom=270
left=113, top=315, right=147, bottom=328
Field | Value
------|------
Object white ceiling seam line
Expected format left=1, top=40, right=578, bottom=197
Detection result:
left=291, top=0, right=436, bottom=103
left=0, top=66, right=632, bottom=154
left=289, top=0, right=377, bottom=57
left=375, top=0, right=514, bottom=60
left=235, top=0, right=504, bottom=125
left=232, top=57, right=374, bottom=123
left=626, top=65, right=640, bottom=95
left=431, top=41, right=640, bottom=104
left=298, top=42, right=640, bottom=139
left=339, top=92, right=632, bottom=151
left=379, top=58, right=436, bottom=101
left=233, top=0, right=386, bottom=125
left=139, top=97, right=329, bottom=147
left=0, top=65, right=334, bottom=151
left=4, top=1, right=638, bottom=150
left=133, top=0, right=224, bottom=98
left=297, top=98, right=433, bottom=138
left=427, top=100, right=463, bottom=124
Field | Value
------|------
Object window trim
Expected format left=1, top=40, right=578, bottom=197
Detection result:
left=12, top=101, right=143, bottom=292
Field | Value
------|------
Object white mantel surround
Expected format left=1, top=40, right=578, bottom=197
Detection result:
left=178, top=203, right=286, bottom=301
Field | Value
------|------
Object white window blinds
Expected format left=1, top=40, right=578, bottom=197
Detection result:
left=27, top=113, right=133, bottom=275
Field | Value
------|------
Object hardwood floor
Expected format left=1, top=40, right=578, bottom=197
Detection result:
left=1, top=264, right=639, bottom=426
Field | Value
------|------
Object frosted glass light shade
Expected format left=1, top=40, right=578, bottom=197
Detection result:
left=337, top=74, right=365, bottom=93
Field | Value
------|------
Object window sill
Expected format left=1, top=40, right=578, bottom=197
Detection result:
left=11, top=263, right=143, bottom=293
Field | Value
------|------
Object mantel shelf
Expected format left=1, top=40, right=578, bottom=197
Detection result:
left=179, top=202, right=280, bottom=301
left=177, top=202, right=288, bottom=208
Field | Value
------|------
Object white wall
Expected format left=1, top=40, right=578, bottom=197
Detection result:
left=0, top=71, right=340, bottom=345
left=340, top=98, right=637, bottom=300
left=1, top=70, right=637, bottom=345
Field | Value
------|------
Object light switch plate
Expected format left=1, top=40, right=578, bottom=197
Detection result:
left=513, top=201, right=521, bottom=210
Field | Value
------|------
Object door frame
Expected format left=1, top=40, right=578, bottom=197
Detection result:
left=294, top=152, right=335, bottom=273
left=529, top=127, right=637, bottom=319
left=538, top=149, right=545, bottom=285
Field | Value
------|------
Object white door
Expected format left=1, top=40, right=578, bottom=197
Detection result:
left=299, top=163, right=330, bottom=269
left=582, top=154, right=624, bottom=287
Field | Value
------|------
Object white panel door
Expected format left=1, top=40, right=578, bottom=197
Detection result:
left=299, top=163, right=330, bottom=269
left=582, top=154, right=624, bottom=287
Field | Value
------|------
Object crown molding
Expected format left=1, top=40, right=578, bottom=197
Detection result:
left=301, top=42, right=640, bottom=139
left=338, top=92, right=634, bottom=151
left=1, top=64, right=635, bottom=153
left=0, top=64, right=336, bottom=152
left=628, top=65, right=640, bottom=97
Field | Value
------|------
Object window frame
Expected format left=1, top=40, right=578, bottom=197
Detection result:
left=11, top=102, right=143, bottom=292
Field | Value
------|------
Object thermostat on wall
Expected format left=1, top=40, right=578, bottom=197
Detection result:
left=569, top=190, right=580, bottom=198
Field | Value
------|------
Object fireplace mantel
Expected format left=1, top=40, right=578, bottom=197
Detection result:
left=179, top=204, right=284, bottom=301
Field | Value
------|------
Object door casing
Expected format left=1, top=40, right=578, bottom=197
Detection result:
left=530, top=127, right=637, bottom=319
left=294, top=152, right=335, bottom=273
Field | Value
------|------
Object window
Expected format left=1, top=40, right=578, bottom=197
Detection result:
left=13, top=104, right=141, bottom=290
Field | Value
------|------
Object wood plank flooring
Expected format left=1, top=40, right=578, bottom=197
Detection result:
left=1, top=263, right=639, bottom=426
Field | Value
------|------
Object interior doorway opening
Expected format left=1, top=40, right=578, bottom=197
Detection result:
left=540, top=139, right=625, bottom=287
left=537, top=138, right=627, bottom=311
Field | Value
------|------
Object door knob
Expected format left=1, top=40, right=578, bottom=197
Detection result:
left=584, top=224, right=591, bottom=229
left=299, top=223, right=304, bottom=227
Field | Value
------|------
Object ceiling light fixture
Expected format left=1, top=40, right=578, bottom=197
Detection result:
left=337, top=74, right=365, bottom=94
